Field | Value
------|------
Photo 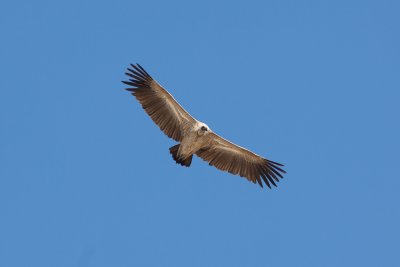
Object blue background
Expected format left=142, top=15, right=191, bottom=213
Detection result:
left=1, top=0, right=399, bottom=266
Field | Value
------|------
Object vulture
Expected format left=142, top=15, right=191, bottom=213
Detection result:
left=122, top=64, right=286, bottom=188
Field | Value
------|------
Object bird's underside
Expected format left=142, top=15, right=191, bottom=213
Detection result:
left=122, top=64, right=286, bottom=189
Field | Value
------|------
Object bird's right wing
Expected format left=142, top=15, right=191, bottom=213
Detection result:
left=122, top=64, right=197, bottom=141
left=196, top=132, right=286, bottom=188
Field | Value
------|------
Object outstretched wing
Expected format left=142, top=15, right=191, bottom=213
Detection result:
left=196, top=132, right=286, bottom=188
left=122, top=64, right=196, bottom=141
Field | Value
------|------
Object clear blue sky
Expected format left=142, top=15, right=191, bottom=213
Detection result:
left=1, top=0, right=399, bottom=266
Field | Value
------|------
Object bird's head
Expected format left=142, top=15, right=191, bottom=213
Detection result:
left=197, top=123, right=210, bottom=136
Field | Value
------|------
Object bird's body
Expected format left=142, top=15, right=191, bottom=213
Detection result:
left=123, top=64, right=286, bottom=189
left=178, top=123, right=207, bottom=160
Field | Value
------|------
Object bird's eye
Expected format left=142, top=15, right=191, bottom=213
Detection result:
left=201, top=126, right=207, bottom=131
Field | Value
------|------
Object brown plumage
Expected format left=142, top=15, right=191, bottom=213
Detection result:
left=196, top=133, right=285, bottom=188
left=123, top=64, right=195, bottom=141
left=123, top=64, right=286, bottom=189
left=169, top=144, right=192, bottom=167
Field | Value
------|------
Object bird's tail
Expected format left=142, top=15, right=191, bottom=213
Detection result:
left=169, top=144, right=192, bottom=167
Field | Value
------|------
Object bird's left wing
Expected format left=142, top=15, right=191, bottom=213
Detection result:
left=196, top=132, right=286, bottom=188
left=122, top=64, right=196, bottom=141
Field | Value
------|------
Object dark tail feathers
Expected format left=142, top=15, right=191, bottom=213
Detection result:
left=169, top=144, right=192, bottom=167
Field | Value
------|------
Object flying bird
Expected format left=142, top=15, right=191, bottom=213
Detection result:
left=122, top=64, right=286, bottom=188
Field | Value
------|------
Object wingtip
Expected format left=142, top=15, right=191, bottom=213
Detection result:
left=122, top=80, right=136, bottom=86
left=267, top=159, right=284, bottom=167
